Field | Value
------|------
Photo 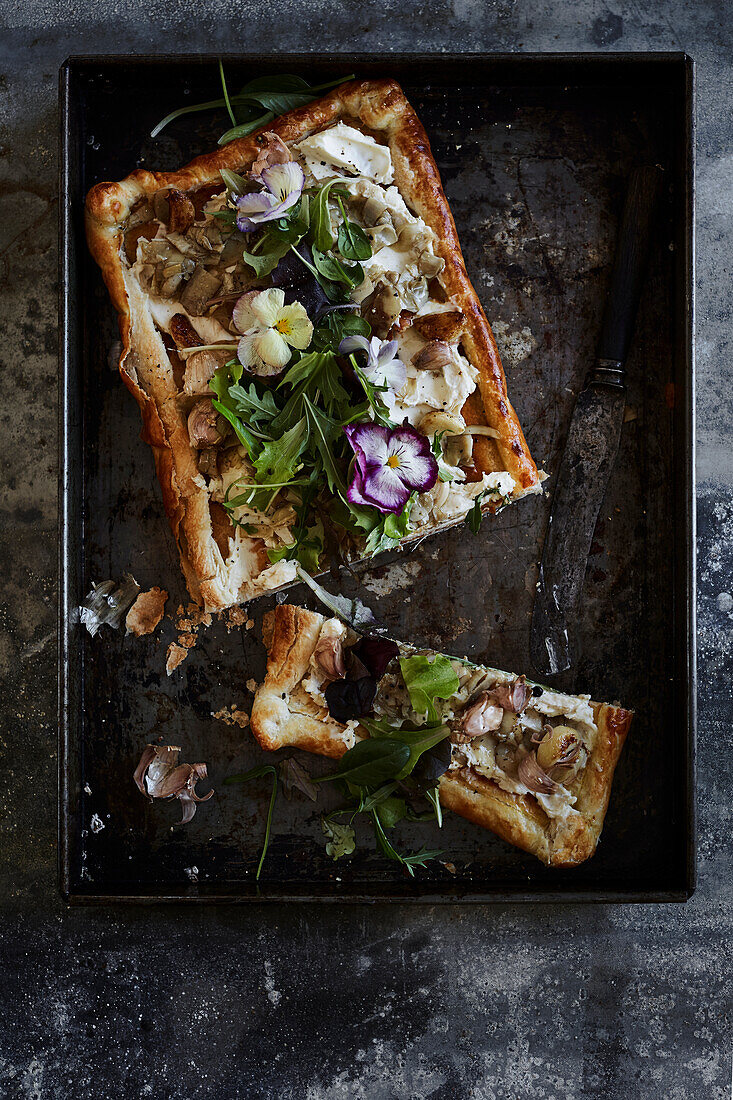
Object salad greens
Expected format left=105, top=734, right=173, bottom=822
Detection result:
left=151, top=63, right=355, bottom=144
left=399, top=653, right=461, bottom=722
left=227, top=632, right=460, bottom=878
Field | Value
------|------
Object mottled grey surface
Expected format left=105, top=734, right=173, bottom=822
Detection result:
left=0, top=3, right=731, bottom=1099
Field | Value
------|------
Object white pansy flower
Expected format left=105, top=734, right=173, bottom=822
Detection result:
left=233, top=288, right=313, bottom=376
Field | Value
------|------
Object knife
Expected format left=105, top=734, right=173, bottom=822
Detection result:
left=530, top=165, right=663, bottom=676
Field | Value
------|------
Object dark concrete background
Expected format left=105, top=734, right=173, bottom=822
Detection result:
left=0, top=2, right=731, bottom=1097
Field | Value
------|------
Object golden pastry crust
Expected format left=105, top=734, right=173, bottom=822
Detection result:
left=86, top=78, right=540, bottom=610
left=250, top=605, right=633, bottom=867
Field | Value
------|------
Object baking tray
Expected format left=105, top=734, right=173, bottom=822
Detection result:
left=59, top=53, right=695, bottom=903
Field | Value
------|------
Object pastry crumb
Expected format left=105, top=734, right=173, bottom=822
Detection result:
left=246, top=678, right=258, bottom=693
left=212, top=705, right=250, bottom=729
left=245, top=618, right=254, bottom=630
left=166, top=643, right=189, bottom=675
left=225, top=607, right=249, bottom=631
left=126, top=587, right=168, bottom=637
left=178, top=632, right=197, bottom=649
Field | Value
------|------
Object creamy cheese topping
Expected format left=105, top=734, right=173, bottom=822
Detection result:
left=410, top=471, right=516, bottom=529
left=295, top=123, right=394, bottom=184
left=390, top=346, right=479, bottom=427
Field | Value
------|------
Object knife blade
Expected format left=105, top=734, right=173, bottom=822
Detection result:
left=530, top=166, right=663, bottom=676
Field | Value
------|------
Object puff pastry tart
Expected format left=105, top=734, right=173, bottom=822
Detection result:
left=251, top=605, right=633, bottom=867
left=86, top=79, right=540, bottom=611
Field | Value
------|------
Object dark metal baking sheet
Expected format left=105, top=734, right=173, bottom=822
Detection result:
left=59, top=53, right=695, bottom=903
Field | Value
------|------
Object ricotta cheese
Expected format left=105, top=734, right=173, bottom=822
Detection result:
left=295, top=123, right=394, bottom=184
left=389, top=336, right=479, bottom=429
left=533, top=690, right=595, bottom=729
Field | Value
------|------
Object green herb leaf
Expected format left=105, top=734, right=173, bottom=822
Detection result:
left=465, top=491, right=487, bottom=534
left=364, top=494, right=414, bottom=555
left=425, top=786, right=443, bottom=828
left=371, top=811, right=443, bottom=876
left=219, top=167, right=248, bottom=196
left=218, top=111, right=276, bottom=145
left=240, top=200, right=310, bottom=277
left=399, top=653, right=460, bottom=723
left=310, top=310, right=371, bottom=353
left=228, top=380, right=279, bottom=428
left=241, top=236, right=293, bottom=278
left=316, top=738, right=410, bottom=789
left=224, top=764, right=278, bottom=880
left=336, top=197, right=373, bottom=261
left=294, top=566, right=377, bottom=630
left=356, top=781, right=400, bottom=814
left=151, top=68, right=355, bottom=141
left=311, top=245, right=364, bottom=290
left=278, top=756, right=319, bottom=802
left=302, top=395, right=345, bottom=495
left=219, top=59, right=237, bottom=127
left=250, top=416, right=308, bottom=508
left=210, top=364, right=264, bottom=454
left=321, top=815, right=356, bottom=860
left=360, top=718, right=451, bottom=781
left=374, top=796, right=408, bottom=831
left=309, top=179, right=346, bottom=252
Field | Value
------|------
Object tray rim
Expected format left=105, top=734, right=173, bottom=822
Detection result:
left=58, top=50, right=696, bottom=905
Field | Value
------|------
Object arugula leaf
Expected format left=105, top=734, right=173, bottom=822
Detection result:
left=210, top=364, right=264, bottom=453
left=228, top=381, right=279, bottom=430
left=371, top=811, right=443, bottom=876
left=352, top=363, right=393, bottom=427
left=336, top=197, right=372, bottom=261
left=302, top=395, right=345, bottom=495
left=321, top=815, right=356, bottom=860
left=315, top=738, right=410, bottom=788
left=278, top=351, right=349, bottom=414
left=356, top=781, right=400, bottom=814
left=224, top=765, right=278, bottom=880
left=278, top=756, right=318, bottom=802
left=251, top=417, right=307, bottom=506
left=399, top=653, right=460, bottom=723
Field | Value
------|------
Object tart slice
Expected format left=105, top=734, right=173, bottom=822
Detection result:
left=250, top=605, right=633, bottom=867
left=86, top=78, right=540, bottom=611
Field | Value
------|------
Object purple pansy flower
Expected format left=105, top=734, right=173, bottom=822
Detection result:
left=345, top=422, right=438, bottom=515
left=339, top=334, right=407, bottom=393
left=235, top=162, right=305, bottom=232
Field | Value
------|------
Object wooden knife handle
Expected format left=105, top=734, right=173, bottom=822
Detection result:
left=595, top=165, right=663, bottom=369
